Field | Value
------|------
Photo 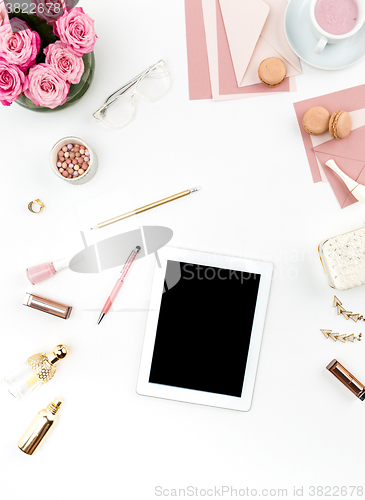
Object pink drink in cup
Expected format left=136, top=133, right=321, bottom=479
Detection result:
left=315, top=0, right=359, bottom=35
left=310, top=0, right=365, bottom=54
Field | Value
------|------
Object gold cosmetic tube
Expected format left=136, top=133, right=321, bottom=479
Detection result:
left=23, top=292, right=72, bottom=319
left=326, top=359, right=365, bottom=400
left=18, top=398, right=63, bottom=455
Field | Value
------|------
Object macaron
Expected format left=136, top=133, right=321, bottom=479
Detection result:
left=329, top=111, right=352, bottom=139
left=258, top=57, right=287, bottom=87
left=302, top=106, right=330, bottom=135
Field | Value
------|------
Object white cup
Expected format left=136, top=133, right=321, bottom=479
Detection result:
left=310, top=0, right=365, bottom=54
left=50, top=137, right=98, bottom=185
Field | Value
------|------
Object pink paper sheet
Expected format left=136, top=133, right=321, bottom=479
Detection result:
left=216, top=0, right=290, bottom=96
left=184, top=0, right=296, bottom=101
left=294, top=85, right=365, bottom=183
left=219, top=0, right=301, bottom=88
left=202, top=0, right=277, bottom=100
left=184, top=0, right=212, bottom=100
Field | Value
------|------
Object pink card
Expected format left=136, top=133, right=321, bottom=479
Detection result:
left=184, top=0, right=212, bottom=100
left=294, top=85, right=365, bottom=183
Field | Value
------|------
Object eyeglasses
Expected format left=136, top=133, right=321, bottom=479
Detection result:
left=93, top=60, right=170, bottom=130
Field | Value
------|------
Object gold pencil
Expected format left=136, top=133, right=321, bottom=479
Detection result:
left=91, top=186, right=200, bottom=229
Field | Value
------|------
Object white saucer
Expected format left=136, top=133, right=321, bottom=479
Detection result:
left=285, top=0, right=365, bottom=70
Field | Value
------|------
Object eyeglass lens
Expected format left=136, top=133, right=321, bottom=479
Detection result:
left=136, top=65, right=170, bottom=101
left=101, top=64, right=170, bottom=129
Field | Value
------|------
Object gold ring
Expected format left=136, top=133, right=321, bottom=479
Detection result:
left=28, top=199, right=45, bottom=214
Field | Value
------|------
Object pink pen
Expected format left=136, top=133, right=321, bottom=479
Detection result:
left=97, top=246, right=141, bottom=324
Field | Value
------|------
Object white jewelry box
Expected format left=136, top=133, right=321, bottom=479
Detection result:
left=319, top=227, right=365, bottom=291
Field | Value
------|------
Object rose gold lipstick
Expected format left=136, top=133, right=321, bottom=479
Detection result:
left=326, top=359, right=365, bottom=400
left=23, top=293, right=72, bottom=319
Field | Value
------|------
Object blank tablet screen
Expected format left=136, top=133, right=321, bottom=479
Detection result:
left=149, top=260, right=261, bottom=398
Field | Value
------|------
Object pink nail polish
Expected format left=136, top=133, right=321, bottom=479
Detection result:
left=26, top=258, right=69, bottom=285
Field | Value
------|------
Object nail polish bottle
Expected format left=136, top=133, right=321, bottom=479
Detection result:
left=2, top=345, right=69, bottom=401
left=26, top=258, right=70, bottom=285
left=18, top=398, right=63, bottom=455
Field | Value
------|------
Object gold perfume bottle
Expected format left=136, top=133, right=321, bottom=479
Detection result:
left=18, top=398, right=63, bottom=455
left=2, top=345, right=69, bottom=400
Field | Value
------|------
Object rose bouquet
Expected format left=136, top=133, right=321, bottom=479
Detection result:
left=0, top=2, right=96, bottom=109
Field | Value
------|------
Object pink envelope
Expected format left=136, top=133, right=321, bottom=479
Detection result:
left=294, top=84, right=365, bottom=183
left=260, top=0, right=302, bottom=75
left=216, top=0, right=291, bottom=96
left=219, top=0, right=301, bottom=88
left=202, top=0, right=286, bottom=99
left=311, top=107, right=365, bottom=183
left=184, top=0, right=295, bottom=101
left=314, top=126, right=365, bottom=208
left=219, top=0, right=269, bottom=87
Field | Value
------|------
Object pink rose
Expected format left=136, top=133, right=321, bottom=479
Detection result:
left=0, top=18, right=40, bottom=72
left=24, top=63, right=70, bottom=108
left=44, top=41, right=84, bottom=84
left=54, top=7, right=96, bottom=56
left=0, top=5, right=6, bottom=27
left=0, top=1, right=9, bottom=27
left=0, top=56, right=28, bottom=106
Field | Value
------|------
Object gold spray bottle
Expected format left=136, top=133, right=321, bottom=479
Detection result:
left=18, top=398, right=63, bottom=455
left=2, top=345, right=69, bottom=400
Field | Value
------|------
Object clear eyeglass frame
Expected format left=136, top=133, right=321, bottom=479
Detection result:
left=93, top=60, right=170, bottom=130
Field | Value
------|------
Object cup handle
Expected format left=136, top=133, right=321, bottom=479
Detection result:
left=315, top=36, right=328, bottom=54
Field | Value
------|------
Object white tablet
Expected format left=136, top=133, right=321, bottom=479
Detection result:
left=137, top=247, right=273, bottom=411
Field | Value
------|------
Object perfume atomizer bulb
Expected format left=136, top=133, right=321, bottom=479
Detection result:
left=2, top=345, right=69, bottom=400
left=18, top=398, right=63, bottom=455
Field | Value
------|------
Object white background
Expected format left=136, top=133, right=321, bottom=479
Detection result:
left=1, top=1, right=365, bottom=499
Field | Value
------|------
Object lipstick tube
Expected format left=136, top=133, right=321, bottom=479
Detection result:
left=23, top=293, right=72, bottom=319
left=326, top=359, right=365, bottom=400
